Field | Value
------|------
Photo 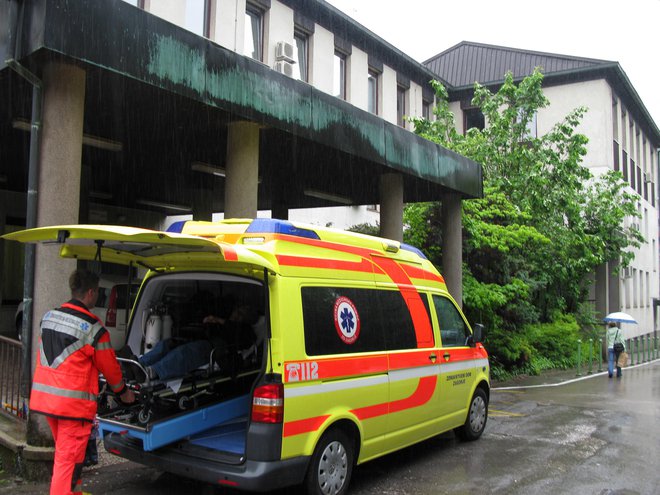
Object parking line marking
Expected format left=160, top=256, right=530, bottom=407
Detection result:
left=489, top=408, right=525, bottom=417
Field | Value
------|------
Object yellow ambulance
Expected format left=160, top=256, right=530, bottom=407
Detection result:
left=5, top=218, right=489, bottom=495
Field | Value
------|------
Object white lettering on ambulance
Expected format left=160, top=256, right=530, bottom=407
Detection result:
left=286, top=362, right=319, bottom=382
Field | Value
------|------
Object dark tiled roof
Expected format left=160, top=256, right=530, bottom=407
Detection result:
left=424, top=41, right=613, bottom=88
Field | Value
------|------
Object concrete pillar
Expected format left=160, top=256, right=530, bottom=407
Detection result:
left=29, top=62, right=85, bottom=445
left=224, top=121, right=260, bottom=219
left=379, top=173, right=403, bottom=242
left=441, top=192, right=463, bottom=307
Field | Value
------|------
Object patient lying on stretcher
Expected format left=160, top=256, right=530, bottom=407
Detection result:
left=137, top=304, right=258, bottom=381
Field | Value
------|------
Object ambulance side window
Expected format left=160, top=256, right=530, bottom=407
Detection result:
left=432, top=295, right=470, bottom=347
left=301, top=287, right=419, bottom=356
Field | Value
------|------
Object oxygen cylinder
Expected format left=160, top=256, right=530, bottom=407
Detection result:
left=145, top=314, right=162, bottom=350
left=162, top=313, right=173, bottom=341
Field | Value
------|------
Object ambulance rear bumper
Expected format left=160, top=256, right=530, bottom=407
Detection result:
left=103, top=432, right=309, bottom=492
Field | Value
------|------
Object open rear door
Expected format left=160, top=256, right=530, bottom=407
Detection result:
left=2, top=224, right=275, bottom=273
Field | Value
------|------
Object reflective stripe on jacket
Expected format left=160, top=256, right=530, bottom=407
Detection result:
left=30, top=300, right=125, bottom=421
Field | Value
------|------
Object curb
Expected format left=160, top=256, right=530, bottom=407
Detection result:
left=492, top=358, right=660, bottom=391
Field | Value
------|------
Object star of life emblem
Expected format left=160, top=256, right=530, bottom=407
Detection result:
left=333, top=296, right=360, bottom=345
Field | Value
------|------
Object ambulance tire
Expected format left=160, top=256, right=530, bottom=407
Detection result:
left=456, top=387, right=488, bottom=441
left=304, top=428, right=354, bottom=495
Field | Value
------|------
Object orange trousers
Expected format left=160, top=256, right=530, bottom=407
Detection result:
left=46, top=417, right=93, bottom=495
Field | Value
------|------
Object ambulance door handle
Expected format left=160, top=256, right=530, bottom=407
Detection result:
left=429, top=353, right=437, bottom=363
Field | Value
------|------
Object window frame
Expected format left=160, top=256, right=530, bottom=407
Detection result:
left=293, top=28, right=309, bottom=82
left=245, top=3, right=264, bottom=62
left=396, top=85, right=407, bottom=127
left=367, top=68, right=380, bottom=115
left=333, top=50, right=347, bottom=100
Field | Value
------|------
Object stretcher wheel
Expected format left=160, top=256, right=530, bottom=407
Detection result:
left=137, top=408, right=153, bottom=425
left=178, top=395, right=198, bottom=410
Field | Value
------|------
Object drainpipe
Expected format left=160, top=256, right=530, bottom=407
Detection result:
left=5, top=0, right=42, bottom=398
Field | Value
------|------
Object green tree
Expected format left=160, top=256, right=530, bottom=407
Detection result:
left=407, top=69, right=642, bottom=370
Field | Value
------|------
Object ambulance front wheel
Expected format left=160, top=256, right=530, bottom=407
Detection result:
left=304, top=428, right=354, bottom=495
left=456, top=387, right=488, bottom=441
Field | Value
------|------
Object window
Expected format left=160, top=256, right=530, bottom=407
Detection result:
left=396, top=85, right=407, bottom=127
left=463, top=108, right=484, bottom=133
left=122, top=0, right=145, bottom=6
left=612, top=97, right=619, bottom=141
left=302, top=287, right=429, bottom=355
left=367, top=69, right=379, bottom=115
left=245, top=5, right=263, bottom=61
left=613, top=141, right=620, bottom=172
left=333, top=51, right=347, bottom=100
left=422, top=100, right=431, bottom=120
left=622, top=151, right=628, bottom=181
left=184, top=0, right=212, bottom=37
left=432, top=295, right=470, bottom=347
left=293, top=29, right=308, bottom=82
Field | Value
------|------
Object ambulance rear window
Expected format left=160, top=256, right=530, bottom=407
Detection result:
left=302, top=287, right=428, bottom=355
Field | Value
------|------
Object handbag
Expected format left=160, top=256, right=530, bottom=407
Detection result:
left=617, top=351, right=628, bottom=368
left=613, top=329, right=624, bottom=353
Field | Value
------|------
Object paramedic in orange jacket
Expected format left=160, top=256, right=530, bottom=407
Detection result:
left=30, top=269, right=135, bottom=495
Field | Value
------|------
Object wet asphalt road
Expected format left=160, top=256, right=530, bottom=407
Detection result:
left=4, top=361, right=659, bottom=495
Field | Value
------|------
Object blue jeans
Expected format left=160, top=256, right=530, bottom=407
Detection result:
left=608, top=348, right=622, bottom=377
left=139, top=339, right=212, bottom=380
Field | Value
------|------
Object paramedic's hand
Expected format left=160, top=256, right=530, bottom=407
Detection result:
left=119, top=387, right=136, bottom=404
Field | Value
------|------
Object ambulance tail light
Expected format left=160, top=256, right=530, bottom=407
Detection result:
left=251, top=383, right=284, bottom=423
left=106, top=286, right=118, bottom=328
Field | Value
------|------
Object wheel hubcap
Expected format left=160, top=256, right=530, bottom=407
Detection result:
left=469, top=396, right=486, bottom=432
left=317, top=440, right=348, bottom=495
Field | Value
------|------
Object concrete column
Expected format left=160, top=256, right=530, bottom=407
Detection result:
left=379, top=173, right=403, bottom=242
left=441, top=192, right=463, bottom=307
left=29, top=62, right=85, bottom=444
left=225, top=121, right=260, bottom=219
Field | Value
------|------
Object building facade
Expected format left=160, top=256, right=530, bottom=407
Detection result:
left=425, top=42, right=660, bottom=336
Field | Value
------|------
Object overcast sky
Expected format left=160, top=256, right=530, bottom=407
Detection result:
left=325, top=0, right=660, bottom=132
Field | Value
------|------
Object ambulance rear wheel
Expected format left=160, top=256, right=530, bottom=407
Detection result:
left=304, top=428, right=354, bottom=495
left=456, top=387, right=488, bottom=441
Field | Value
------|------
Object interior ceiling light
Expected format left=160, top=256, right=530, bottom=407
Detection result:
left=136, top=199, right=192, bottom=212
left=12, top=118, right=123, bottom=152
left=303, top=188, right=353, bottom=205
left=191, top=161, right=226, bottom=177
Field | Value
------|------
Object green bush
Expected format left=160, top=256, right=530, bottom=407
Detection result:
left=487, top=313, right=581, bottom=380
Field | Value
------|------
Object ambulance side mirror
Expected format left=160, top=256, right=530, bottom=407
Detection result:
left=470, top=323, right=485, bottom=346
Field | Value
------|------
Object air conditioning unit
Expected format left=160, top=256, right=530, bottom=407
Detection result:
left=274, top=60, right=294, bottom=78
left=643, top=172, right=651, bottom=184
left=623, top=267, right=633, bottom=278
left=275, top=41, right=295, bottom=63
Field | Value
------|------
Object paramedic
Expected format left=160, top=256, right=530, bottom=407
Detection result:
left=30, top=269, right=135, bottom=495
left=140, top=304, right=258, bottom=380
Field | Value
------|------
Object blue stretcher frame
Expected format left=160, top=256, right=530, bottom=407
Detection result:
left=98, top=394, right=251, bottom=451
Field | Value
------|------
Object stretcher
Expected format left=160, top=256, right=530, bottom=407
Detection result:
left=97, top=352, right=260, bottom=451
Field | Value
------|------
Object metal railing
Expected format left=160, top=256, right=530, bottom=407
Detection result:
left=0, top=335, right=26, bottom=420
left=576, top=332, right=659, bottom=376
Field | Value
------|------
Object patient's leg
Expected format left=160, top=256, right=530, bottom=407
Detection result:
left=149, top=340, right=213, bottom=380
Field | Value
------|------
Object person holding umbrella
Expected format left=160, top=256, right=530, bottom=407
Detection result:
left=603, top=312, right=636, bottom=378
left=606, top=322, right=626, bottom=378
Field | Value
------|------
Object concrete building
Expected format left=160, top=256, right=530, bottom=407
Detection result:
left=425, top=42, right=660, bottom=336
left=0, top=0, right=482, bottom=339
